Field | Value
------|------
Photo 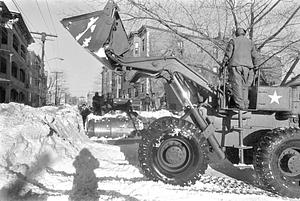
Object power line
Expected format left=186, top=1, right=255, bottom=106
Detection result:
left=45, top=0, right=62, bottom=64
left=11, top=0, right=34, bottom=31
left=35, top=0, right=51, bottom=33
left=45, top=0, right=57, bottom=35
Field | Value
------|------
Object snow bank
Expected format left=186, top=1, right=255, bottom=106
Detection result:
left=0, top=103, right=126, bottom=199
left=0, top=103, right=86, bottom=169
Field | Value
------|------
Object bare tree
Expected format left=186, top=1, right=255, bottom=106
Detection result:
left=120, top=0, right=300, bottom=74
left=47, top=72, right=69, bottom=105
left=92, top=69, right=103, bottom=93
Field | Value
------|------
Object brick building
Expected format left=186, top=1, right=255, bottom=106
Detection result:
left=101, top=24, right=219, bottom=110
left=123, top=25, right=197, bottom=110
left=0, top=1, right=47, bottom=106
left=28, top=51, right=47, bottom=106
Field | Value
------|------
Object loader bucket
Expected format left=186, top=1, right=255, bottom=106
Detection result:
left=61, top=0, right=129, bottom=69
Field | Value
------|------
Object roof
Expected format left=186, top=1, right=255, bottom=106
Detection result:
left=10, top=11, right=34, bottom=44
left=0, top=2, right=34, bottom=44
left=29, top=51, right=41, bottom=62
left=128, top=25, right=208, bottom=40
left=0, top=1, right=12, bottom=18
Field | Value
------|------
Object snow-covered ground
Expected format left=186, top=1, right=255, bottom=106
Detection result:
left=0, top=103, right=297, bottom=201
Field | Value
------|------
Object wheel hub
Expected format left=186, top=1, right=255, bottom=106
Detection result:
left=157, top=137, right=191, bottom=173
left=165, top=144, right=187, bottom=166
left=279, top=148, right=300, bottom=177
left=288, top=155, right=300, bottom=174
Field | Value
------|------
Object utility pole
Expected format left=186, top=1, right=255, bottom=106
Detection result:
left=31, top=32, right=57, bottom=105
left=52, top=71, right=63, bottom=105
left=30, top=32, right=57, bottom=64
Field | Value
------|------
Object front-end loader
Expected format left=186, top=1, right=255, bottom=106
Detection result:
left=61, top=0, right=300, bottom=197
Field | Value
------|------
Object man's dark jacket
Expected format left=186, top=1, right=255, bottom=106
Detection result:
left=224, top=36, right=259, bottom=68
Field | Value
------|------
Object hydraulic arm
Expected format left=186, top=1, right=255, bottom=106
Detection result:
left=61, top=0, right=225, bottom=160
left=61, top=1, right=300, bottom=198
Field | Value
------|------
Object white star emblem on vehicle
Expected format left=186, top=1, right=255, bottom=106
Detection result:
left=268, top=91, right=282, bottom=104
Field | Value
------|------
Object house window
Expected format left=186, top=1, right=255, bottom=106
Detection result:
left=128, top=88, right=131, bottom=98
left=112, top=76, right=116, bottom=87
left=29, top=72, right=32, bottom=85
left=10, top=89, right=18, bottom=102
left=35, top=78, right=39, bottom=87
left=1, top=27, right=8, bottom=44
left=20, top=69, right=25, bottom=83
left=118, top=76, right=121, bottom=85
left=11, top=62, right=18, bottom=78
left=177, top=41, right=183, bottom=49
left=134, top=42, right=139, bottom=56
left=141, top=84, right=144, bottom=93
left=13, top=34, right=19, bottom=52
left=142, top=38, right=145, bottom=51
left=0, top=86, right=5, bottom=103
left=19, top=92, right=25, bottom=103
left=177, top=41, right=184, bottom=56
left=118, top=89, right=121, bottom=98
left=134, top=87, right=138, bottom=97
left=0, top=56, right=7, bottom=74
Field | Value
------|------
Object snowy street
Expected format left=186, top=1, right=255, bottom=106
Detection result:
left=1, top=0, right=300, bottom=200
left=0, top=103, right=298, bottom=201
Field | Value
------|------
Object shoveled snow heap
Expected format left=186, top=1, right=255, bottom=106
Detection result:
left=0, top=103, right=297, bottom=201
left=0, top=103, right=129, bottom=200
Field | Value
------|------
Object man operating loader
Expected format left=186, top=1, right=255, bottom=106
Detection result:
left=221, top=28, right=259, bottom=110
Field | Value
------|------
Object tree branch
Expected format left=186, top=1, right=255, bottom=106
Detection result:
left=127, top=0, right=223, bottom=65
left=226, top=0, right=238, bottom=28
left=253, top=0, right=281, bottom=26
left=249, top=1, right=254, bottom=39
left=258, top=38, right=300, bottom=68
left=258, top=5, right=300, bottom=50
left=252, top=0, right=272, bottom=21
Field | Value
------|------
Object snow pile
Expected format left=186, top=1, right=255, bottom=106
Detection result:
left=0, top=103, right=127, bottom=200
left=0, top=103, right=86, bottom=168
left=88, top=109, right=179, bottom=120
left=138, top=109, right=180, bottom=119
left=0, top=103, right=297, bottom=201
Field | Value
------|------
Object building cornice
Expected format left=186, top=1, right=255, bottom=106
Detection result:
left=10, top=11, right=34, bottom=44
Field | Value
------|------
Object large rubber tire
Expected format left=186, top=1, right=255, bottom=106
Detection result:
left=138, top=116, right=208, bottom=186
left=253, top=128, right=300, bottom=198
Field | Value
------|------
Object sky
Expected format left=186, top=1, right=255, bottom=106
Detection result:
left=3, top=0, right=108, bottom=97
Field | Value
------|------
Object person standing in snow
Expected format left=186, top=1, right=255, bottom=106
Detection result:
left=79, top=103, right=91, bottom=129
left=92, top=92, right=102, bottom=115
